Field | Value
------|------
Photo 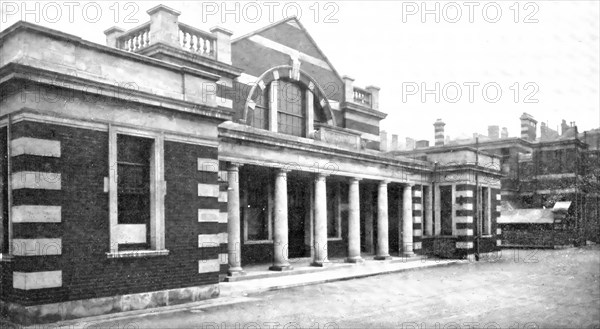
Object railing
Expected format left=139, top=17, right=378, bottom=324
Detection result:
left=178, top=22, right=216, bottom=59
left=116, top=22, right=217, bottom=60
left=118, top=22, right=151, bottom=52
left=353, top=87, right=372, bottom=106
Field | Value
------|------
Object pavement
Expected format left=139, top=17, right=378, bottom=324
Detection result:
left=220, top=255, right=460, bottom=297
left=6, top=247, right=599, bottom=328
left=8, top=255, right=459, bottom=329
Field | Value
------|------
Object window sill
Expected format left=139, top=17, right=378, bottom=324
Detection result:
left=244, top=240, right=273, bottom=245
left=106, top=249, right=170, bottom=259
left=327, top=237, right=343, bottom=242
left=422, top=235, right=457, bottom=238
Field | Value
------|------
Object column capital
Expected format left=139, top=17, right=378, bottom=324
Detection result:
left=349, top=177, right=362, bottom=183
left=227, top=162, right=243, bottom=171
left=315, top=172, right=329, bottom=179
left=275, top=168, right=291, bottom=176
left=404, top=182, right=415, bottom=188
left=379, top=180, right=390, bottom=186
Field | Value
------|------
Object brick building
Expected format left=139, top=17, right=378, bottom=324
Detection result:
left=390, top=114, right=599, bottom=249
left=0, top=5, right=502, bottom=324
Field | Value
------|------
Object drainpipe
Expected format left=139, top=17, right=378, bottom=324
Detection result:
left=7, top=114, right=12, bottom=256
left=475, top=137, right=480, bottom=261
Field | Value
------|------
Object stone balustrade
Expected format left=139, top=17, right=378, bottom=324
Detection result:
left=104, top=5, right=230, bottom=64
left=342, top=75, right=380, bottom=111
left=353, top=87, right=372, bottom=107
left=178, top=23, right=217, bottom=59
left=117, top=22, right=151, bottom=52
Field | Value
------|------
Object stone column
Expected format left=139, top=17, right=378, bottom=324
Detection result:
left=425, top=185, right=434, bottom=236
left=269, top=81, right=278, bottom=132
left=312, top=173, right=328, bottom=266
left=375, top=181, right=391, bottom=260
left=346, top=178, right=363, bottom=263
left=403, top=184, right=415, bottom=256
left=227, top=163, right=244, bottom=276
left=270, top=169, right=292, bottom=271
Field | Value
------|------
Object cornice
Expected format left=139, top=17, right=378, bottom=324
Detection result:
left=341, top=101, right=387, bottom=120
left=218, top=122, right=433, bottom=172
left=0, top=62, right=233, bottom=121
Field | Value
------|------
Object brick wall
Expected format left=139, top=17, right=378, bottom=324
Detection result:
left=455, top=184, right=475, bottom=258
left=4, top=120, right=221, bottom=306
left=412, top=185, right=423, bottom=254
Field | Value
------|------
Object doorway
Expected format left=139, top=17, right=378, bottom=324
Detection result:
left=440, top=185, right=453, bottom=235
left=287, top=173, right=310, bottom=258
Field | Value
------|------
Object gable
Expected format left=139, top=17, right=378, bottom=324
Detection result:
left=258, top=20, right=323, bottom=60
left=231, top=18, right=343, bottom=100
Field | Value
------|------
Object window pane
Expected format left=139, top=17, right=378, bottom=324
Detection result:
left=276, top=81, right=305, bottom=137
left=278, top=81, right=302, bottom=115
left=117, top=134, right=152, bottom=227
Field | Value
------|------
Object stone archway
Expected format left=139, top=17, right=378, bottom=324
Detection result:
left=241, top=65, right=336, bottom=127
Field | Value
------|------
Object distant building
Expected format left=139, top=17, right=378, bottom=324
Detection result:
left=394, top=113, right=600, bottom=250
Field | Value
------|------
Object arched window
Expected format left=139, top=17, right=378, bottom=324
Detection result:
left=250, top=79, right=326, bottom=138
left=277, top=80, right=304, bottom=137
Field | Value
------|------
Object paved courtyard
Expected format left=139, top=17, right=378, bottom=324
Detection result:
left=28, top=247, right=600, bottom=328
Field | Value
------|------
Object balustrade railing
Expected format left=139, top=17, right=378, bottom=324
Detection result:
left=118, top=22, right=151, bottom=52
left=116, top=22, right=217, bottom=60
left=353, top=87, right=372, bottom=107
left=178, top=23, right=216, bottom=59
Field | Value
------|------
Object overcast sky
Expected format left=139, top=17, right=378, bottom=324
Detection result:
left=1, top=1, right=598, bottom=143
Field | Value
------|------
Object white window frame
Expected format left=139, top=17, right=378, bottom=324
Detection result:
left=268, top=79, right=316, bottom=138
left=107, top=125, right=167, bottom=258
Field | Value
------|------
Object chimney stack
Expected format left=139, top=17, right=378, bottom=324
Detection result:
left=501, top=127, right=508, bottom=138
left=561, top=119, right=569, bottom=136
left=416, top=140, right=430, bottom=148
left=391, top=134, right=399, bottom=151
left=488, top=125, right=500, bottom=140
left=434, top=119, right=445, bottom=146
left=406, top=137, right=415, bottom=150
left=520, top=113, right=537, bottom=141
left=379, top=131, right=388, bottom=152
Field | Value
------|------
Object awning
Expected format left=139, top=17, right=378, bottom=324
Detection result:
left=552, top=201, right=572, bottom=212
left=497, top=208, right=554, bottom=224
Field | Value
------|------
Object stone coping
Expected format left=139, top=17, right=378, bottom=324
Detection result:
left=218, top=121, right=434, bottom=172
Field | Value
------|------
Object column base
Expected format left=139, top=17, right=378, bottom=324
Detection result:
left=310, top=261, right=331, bottom=267
left=402, top=251, right=416, bottom=257
left=374, top=255, right=392, bottom=260
left=227, top=268, right=246, bottom=277
left=345, top=256, right=365, bottom=264
left=269, top=264, right=293, bottom=271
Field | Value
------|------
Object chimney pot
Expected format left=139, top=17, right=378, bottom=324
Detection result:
left=434, top=119, right=445, bottom=146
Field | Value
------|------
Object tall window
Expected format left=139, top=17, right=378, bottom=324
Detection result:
left=117, top=134, right=152, bottom=250
left=249, top=78, right=329, bottom=137
left=252, top=87, right=269, bottom=130
left=277, top=81, right=305, bottom=137
left=108, top=127, right=165, bottom=256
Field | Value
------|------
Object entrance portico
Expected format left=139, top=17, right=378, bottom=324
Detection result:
left=219, top=121, right=428, bottom=274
